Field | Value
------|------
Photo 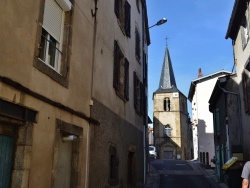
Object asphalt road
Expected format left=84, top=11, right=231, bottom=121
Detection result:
left=150, top=159, right=220, bottom=188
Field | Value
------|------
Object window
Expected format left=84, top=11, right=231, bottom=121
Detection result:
left=213, top=108, right=220, bottom=136
left=241, top=3, right=250, bottom=49
left=53, top=119, right=82, bottom=187
left=109, top=145, right=119, bottom=186
left=164, top=124, right=172, bottom=137
left=113, top=40, right=129, bottom=101
left=136, top=0, right=140, bottom=13
left=34, top=0, right=73, bottom=87
left=242, top=64, right=250, bottom=114
left=39, top=28, right=61, bottom=71
left=143, top=52, right=148, bottom=86
left=135, top=28, right=141, bottom=61
left=134, top=72, right=144, bottom=115
left=164, top=97, right=170, bottom=111
left=114, top=0, right=131, bottom=37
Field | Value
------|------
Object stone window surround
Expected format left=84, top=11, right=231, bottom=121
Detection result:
left=51, top=118, right=83, bottom=187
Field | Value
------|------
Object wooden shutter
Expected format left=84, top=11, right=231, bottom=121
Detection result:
left=242, top=70, right=250, bottom=114
left=135, top=29, right=141, bottom=60
left=113, top=41, right=119, bottom=89
left=124, top=58, right=129, bottom=100
left=114, top=0, right=120, bottom=18
left=124, top=1, right=131, bottom=37
left=43, top=0, right=63, bottom=41
left=140, top=82, right=144, bottom=115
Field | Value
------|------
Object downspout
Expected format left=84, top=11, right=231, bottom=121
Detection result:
left=85, top=1, right=98, bottom=187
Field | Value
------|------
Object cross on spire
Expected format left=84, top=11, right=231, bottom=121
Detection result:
left=165, top=36, right=169, bottom=46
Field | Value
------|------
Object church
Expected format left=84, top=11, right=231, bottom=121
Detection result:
left=153, top=45, right=193, bottom=160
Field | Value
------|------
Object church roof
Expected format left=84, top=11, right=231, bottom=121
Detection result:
left=154, top=46, right=178, bottom=94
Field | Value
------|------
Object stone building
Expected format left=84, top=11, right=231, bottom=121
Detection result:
left=89, top=0, right=150, bottom=187
left=0, top=0, right=150, bottom=187
left=153, top=46, right=192, bottom=160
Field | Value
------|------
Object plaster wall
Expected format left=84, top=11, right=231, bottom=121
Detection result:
left=92, top=0, right=147, bottom=130
left=191, top=77, right=218, bottom=165
left=0, top=0, right=94, bottom=115
left=0, top=82, right=90, bottom=187
left=232, top=21, right=250, bottom=159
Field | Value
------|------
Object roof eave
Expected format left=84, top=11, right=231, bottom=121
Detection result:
left=226, top=0, right=247, bottom=40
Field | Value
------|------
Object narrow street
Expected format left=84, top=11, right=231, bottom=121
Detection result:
left=146, top=159, right=227, bottom=188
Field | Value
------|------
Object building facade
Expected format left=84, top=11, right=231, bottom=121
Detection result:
left=153, top=46, right=192, bottom=160
left=88, top=0, right=150, bottom=187
left=226, top=0, right=250, bottom=162
left=188, top=70, right=231, bottom=167
left=209, top=74, right=243, bottom=181
left=0, top=0, right=94, bottom=187
left=0, top=0, right=150, bottom=187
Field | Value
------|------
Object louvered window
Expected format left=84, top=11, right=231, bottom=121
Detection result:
left=113, top=40, right=129, bottom=101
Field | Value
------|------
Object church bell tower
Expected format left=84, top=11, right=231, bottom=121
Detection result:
left=153, top=46, right=191, bottom=160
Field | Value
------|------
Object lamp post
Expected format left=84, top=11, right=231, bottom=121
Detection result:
left=149, top=18, right=167, bottom=29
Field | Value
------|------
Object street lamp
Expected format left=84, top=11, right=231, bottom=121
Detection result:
left=149, top=18, right=167, bottom=29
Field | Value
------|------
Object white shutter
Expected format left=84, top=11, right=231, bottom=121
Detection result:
left=43, top=0, right=63, bottom=42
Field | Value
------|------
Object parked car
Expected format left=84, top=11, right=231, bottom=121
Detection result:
left=149, top=146, right=157, bottom=159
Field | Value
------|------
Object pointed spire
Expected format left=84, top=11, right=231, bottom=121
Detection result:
left=158, top=46, right=177, bottom=90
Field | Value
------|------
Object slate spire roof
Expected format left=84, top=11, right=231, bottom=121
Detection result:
left=154, top=46, right=179, bottom=94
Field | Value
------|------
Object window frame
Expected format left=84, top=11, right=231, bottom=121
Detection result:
left=113, top=40, right=129, bottom=101
left=164, top=124, right=172, bottom=137
left=135, top=28, right=141, bottom=62
left=241, top=3, right=250, bottom=49
left=163, top=97, right=170, bottom=111
left=33, top=0, right=73, bottom=87
left=109, top=145, right=119, bottom=186
left=242, top=67, right=250, bottom=115
left=114, top=0, right=131, bottom=38
left=134, top=72, right=144, bottom=115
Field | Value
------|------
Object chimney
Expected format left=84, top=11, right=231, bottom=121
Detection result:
left=198, top=68, right=203, bottom=78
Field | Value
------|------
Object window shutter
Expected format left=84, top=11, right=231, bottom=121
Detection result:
left=124, top=58, right=129, bottom=100
left=133, top=72, right=137, bottom=108
left=113, top=41, right=119, bottom=89
left=246, top=72, right=250, bottom=114
left=242, top=70, right=250, bottom=114
left=124, top=1, right=131, bottom=37
left=135, top=29, right=141, bottom=60
left=140, top=82, right=144, bottom=115
left=43, top=0, right=63, bottom=41
left=114, top=0, right=120, bottom=18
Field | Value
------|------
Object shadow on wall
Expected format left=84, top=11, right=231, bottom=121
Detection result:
left=196, top=119, right=214, bottom=166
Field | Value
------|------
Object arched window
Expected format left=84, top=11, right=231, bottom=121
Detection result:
left=164, top=97, right=171, bottom=111
left=164, top=124, right=172, bottom=137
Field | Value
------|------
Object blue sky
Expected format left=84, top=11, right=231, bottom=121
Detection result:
left=147, top=0, right=235, bottom=121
